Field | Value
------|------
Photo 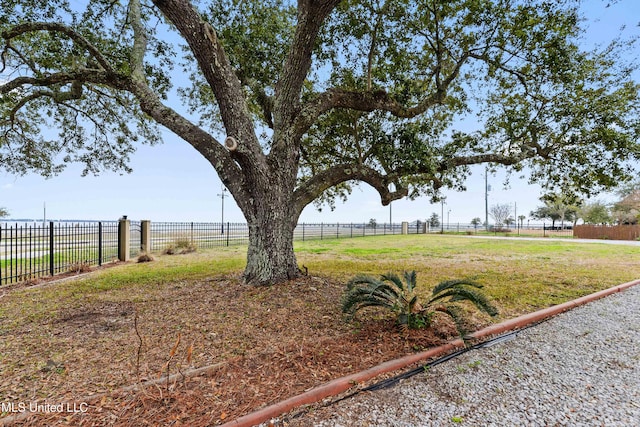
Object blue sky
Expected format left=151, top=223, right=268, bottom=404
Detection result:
left=1, top=0, right=638, bottom=224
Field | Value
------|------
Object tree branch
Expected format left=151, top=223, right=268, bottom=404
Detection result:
left=292, top=30, right=542, bottom=143
left=1, top=67, right=247, bottom=207
left=365, top=1, right=390, bottom=91
left=1, top=22, right=115, bottom=73
left=292, top=87, right=443, bottom=139
left=126, top=79, right=247, bottom=201
left=1, top=8, right=254, bottom=207
left=272, top=0, right=341, bottom=130
left=293, top=163, right=408, bottom=216
left=1, top=71, right=107, bottom=93
left=292, top=52, right=470, bottom=141
left=442, top=147, right=550, bottom=171
left=7, top=82, right=83, bottom=122
left=294, top=140, right=553, bottom=218
left=236, top=70, right=274, bottom=128
left=128, top=0, right=147, bottom=82
left=151, top=0, right=262, bottom=167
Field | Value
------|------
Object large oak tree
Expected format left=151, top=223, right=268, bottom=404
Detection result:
left=2, top=0, right=639, bottom=285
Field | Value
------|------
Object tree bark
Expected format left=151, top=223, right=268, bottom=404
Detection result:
left=242, top=197, right=300, bottom=286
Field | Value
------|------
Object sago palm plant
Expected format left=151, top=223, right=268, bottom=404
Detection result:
left=342, top=271, right=498, bottom=339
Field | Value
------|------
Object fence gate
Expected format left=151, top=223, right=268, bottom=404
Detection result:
left=129, top=220, right=142, bottom=258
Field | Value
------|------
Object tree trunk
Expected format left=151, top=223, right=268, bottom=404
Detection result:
left=243, top=211, right=300, bottom=286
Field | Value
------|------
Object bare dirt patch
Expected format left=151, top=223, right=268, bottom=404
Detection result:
left=53, top=301, right=136, bottom=335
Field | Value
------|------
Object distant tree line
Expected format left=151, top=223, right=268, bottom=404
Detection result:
left=432, top=180, right=640, bottom=230
left=528, top=180, right=640, bottom=226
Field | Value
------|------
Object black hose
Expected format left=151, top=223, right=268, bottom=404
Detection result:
left=286, top=322, right=546, bottom=424
left=362, top=330, right=520, bottom=392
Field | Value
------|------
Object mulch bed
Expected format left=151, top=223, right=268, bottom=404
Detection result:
left=2, top=274, right=471, bottom=426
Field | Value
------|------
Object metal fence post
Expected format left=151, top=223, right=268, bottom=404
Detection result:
left=49, top=221, right=54, bottom=276
left=226, top=222, right=230, bottom=246
left=98, top=222, right=103, bottom=266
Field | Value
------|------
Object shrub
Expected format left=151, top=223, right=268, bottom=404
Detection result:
left=67, top=261, right=92, bottom=274
left=137, top=253, right=154, bottom=263
left=163, top=237, right=197, bottom=255
left=342, top=271, right=498, bottom=340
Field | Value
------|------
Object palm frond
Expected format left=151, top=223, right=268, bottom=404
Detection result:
left=408, top=294, right=418, bottom=309
left=429, top=288, right=498, bottom=317
left=436, top=305, right=473, bottom=345
left=343, top=292, right=395, bottom=307
left=346, top=274, right=383, bottom=290
left=431, top=279, right=484, bottom=295
left=403, top=270, right=417, bottom=293
left=342, top=282, right=402, bottom=315
left=380, top=272, right=405, bottom=291
left=342, top=300, right=395, bottom=320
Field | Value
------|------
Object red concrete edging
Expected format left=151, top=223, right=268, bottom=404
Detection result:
left=221, top=278, right=640, bottom=427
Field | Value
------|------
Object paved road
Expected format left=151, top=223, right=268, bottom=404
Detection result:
left=462, top=234, right=640, bottom=246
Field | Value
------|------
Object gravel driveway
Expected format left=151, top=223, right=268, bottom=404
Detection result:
left=287, top=284, right=640, bottom=427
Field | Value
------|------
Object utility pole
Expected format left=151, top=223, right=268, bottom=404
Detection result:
left=389, top=202, right=392, bottom=229
left=217, top=186, right=227, bottom=234
left=484, top=166, right=490, bottom=231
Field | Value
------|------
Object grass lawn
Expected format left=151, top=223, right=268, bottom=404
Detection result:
left=1, top=234, right=639, bottom=426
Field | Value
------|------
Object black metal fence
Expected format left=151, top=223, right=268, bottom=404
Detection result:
left=293, top=222, right=424, bottom=241
left=426, top=222, right=575, bottom=238
left=0, top=221, right=118, bottom=286
left=148, top=222, right=250, bottom=251
left=145, top=221, right=425, bottom=252
left=2, top=219, right=573, bottom=286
